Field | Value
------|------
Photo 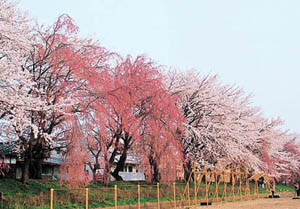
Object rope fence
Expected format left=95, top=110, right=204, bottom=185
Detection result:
left=0, top=170, right=293, bottom=208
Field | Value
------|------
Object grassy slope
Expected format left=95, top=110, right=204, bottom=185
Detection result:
left=0, top=179, right=60, bottom=195
left=0, top=179, right=295, bottom=209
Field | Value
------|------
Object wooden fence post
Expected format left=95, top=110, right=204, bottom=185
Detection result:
left=50, top=188, right=53, bottom=209
left=173, top=182, right=176, bottom=209
left=85, top=188, right=89, bottom=209
left=115, top=185, right=117, bottom=209
left=138, top=184, right=140, bottom=209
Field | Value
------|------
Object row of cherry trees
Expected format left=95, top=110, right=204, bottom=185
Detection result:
left=0, top=0, right=183, bottom=184
left=165, top=70, right=300, bottom=180
left=0, top=0, right=299, bottom=185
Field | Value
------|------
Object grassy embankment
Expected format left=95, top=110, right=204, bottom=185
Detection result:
left=0, top=179, right=295, bottom=209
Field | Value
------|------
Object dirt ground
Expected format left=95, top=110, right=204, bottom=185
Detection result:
left=200, top=197, right=300, bottom=209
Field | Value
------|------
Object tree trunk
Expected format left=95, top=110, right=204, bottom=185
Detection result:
left=21, top=139, right=32, bottom=184
left=35, top=158, right=43, bottom=179
left=110, top=148, right=128, bottom=181
left=92, top=168, right=96, bottom=181
left=152, top=161, right=160, bottom=183
left=149, top=155, right=160, bottom=183
left=29, top=151, right=43, bottom=179
left=21, top=156, right=30, bottom=184
left=183, top=160, right=192, bottom=181
left=104, top=153, right=110, bottom=184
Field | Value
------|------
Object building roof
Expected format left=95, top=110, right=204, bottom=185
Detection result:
left=0, top=143, right=18, bottom=156
left=113, top=152, right=139, bottom=164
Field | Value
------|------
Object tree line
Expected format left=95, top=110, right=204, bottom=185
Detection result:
left=0, top=0, right=299, bottom=186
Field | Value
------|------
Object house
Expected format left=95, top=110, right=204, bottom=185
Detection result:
left=40, top=151, right=63, bottom=180
left=0, top=143, right=18, bottom=178
left=1, top=142, right=185, bottom=182
left=1, top=141, right=145, bottom=182
left=85, top=151, right=145, bottom=182
left=111, top=152, right=145, bottom=181
left=0, top=143, right=62, bottom=180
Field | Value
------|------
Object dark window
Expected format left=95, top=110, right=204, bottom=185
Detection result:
left=128, top=166, right=133, bottom=172
left=42, top=165, right=52, bottom=175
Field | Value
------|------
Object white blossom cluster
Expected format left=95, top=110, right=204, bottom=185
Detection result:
left=165, top=70, right=300, bottom=178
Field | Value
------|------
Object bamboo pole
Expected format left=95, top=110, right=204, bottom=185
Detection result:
left=157, top=183, right=160, bottom=209
left=231, top=171, right=235, bottom=201
left=257, top=180, right=260, bottom=198
left=245, top=171, right=248, bottom=200
left=50, top=188, right=53, bottom=209
left=246, top=176, right=250, bottom=200
left=239, top=172, right=242, bottom=201
left=205, top=170, right=208, bottom=205
left=114, top=185, right=117, bottom=209
left=196, top=173, right=204, bottom=197
left=187, top=182, right=190, bottom=207
left=223, top=170, right=227, bottom=202
left=215, top=172, right=219, bottom=202
left=85, top=188, right=89, bottom=209
left=255, top=180, right=258, bottom=198
left=180, top=171, right=193, bottom=208
left=193, top=163, right=197, bottom=206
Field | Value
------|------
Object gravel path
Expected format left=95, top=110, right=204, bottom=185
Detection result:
left=200, top=197, right=300, bottom=209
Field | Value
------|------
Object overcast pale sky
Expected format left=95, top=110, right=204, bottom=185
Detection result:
left=19, top=0, right=300, bottom=133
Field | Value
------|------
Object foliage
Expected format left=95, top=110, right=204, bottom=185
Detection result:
left=165, top=70, right=300, bottom=180
left=81, top=55, right=184, bottom=182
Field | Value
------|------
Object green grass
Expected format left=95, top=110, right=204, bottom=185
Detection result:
left=275, top=183, right=295, bottom=192
left=0, top=178, right=64, bottom=195
left=0, top=179, right=295, bottom=208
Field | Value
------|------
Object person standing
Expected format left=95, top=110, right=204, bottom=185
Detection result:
left=295, top=183, right=300, bottom=197
left=270, top=179, right=276, bottom=197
